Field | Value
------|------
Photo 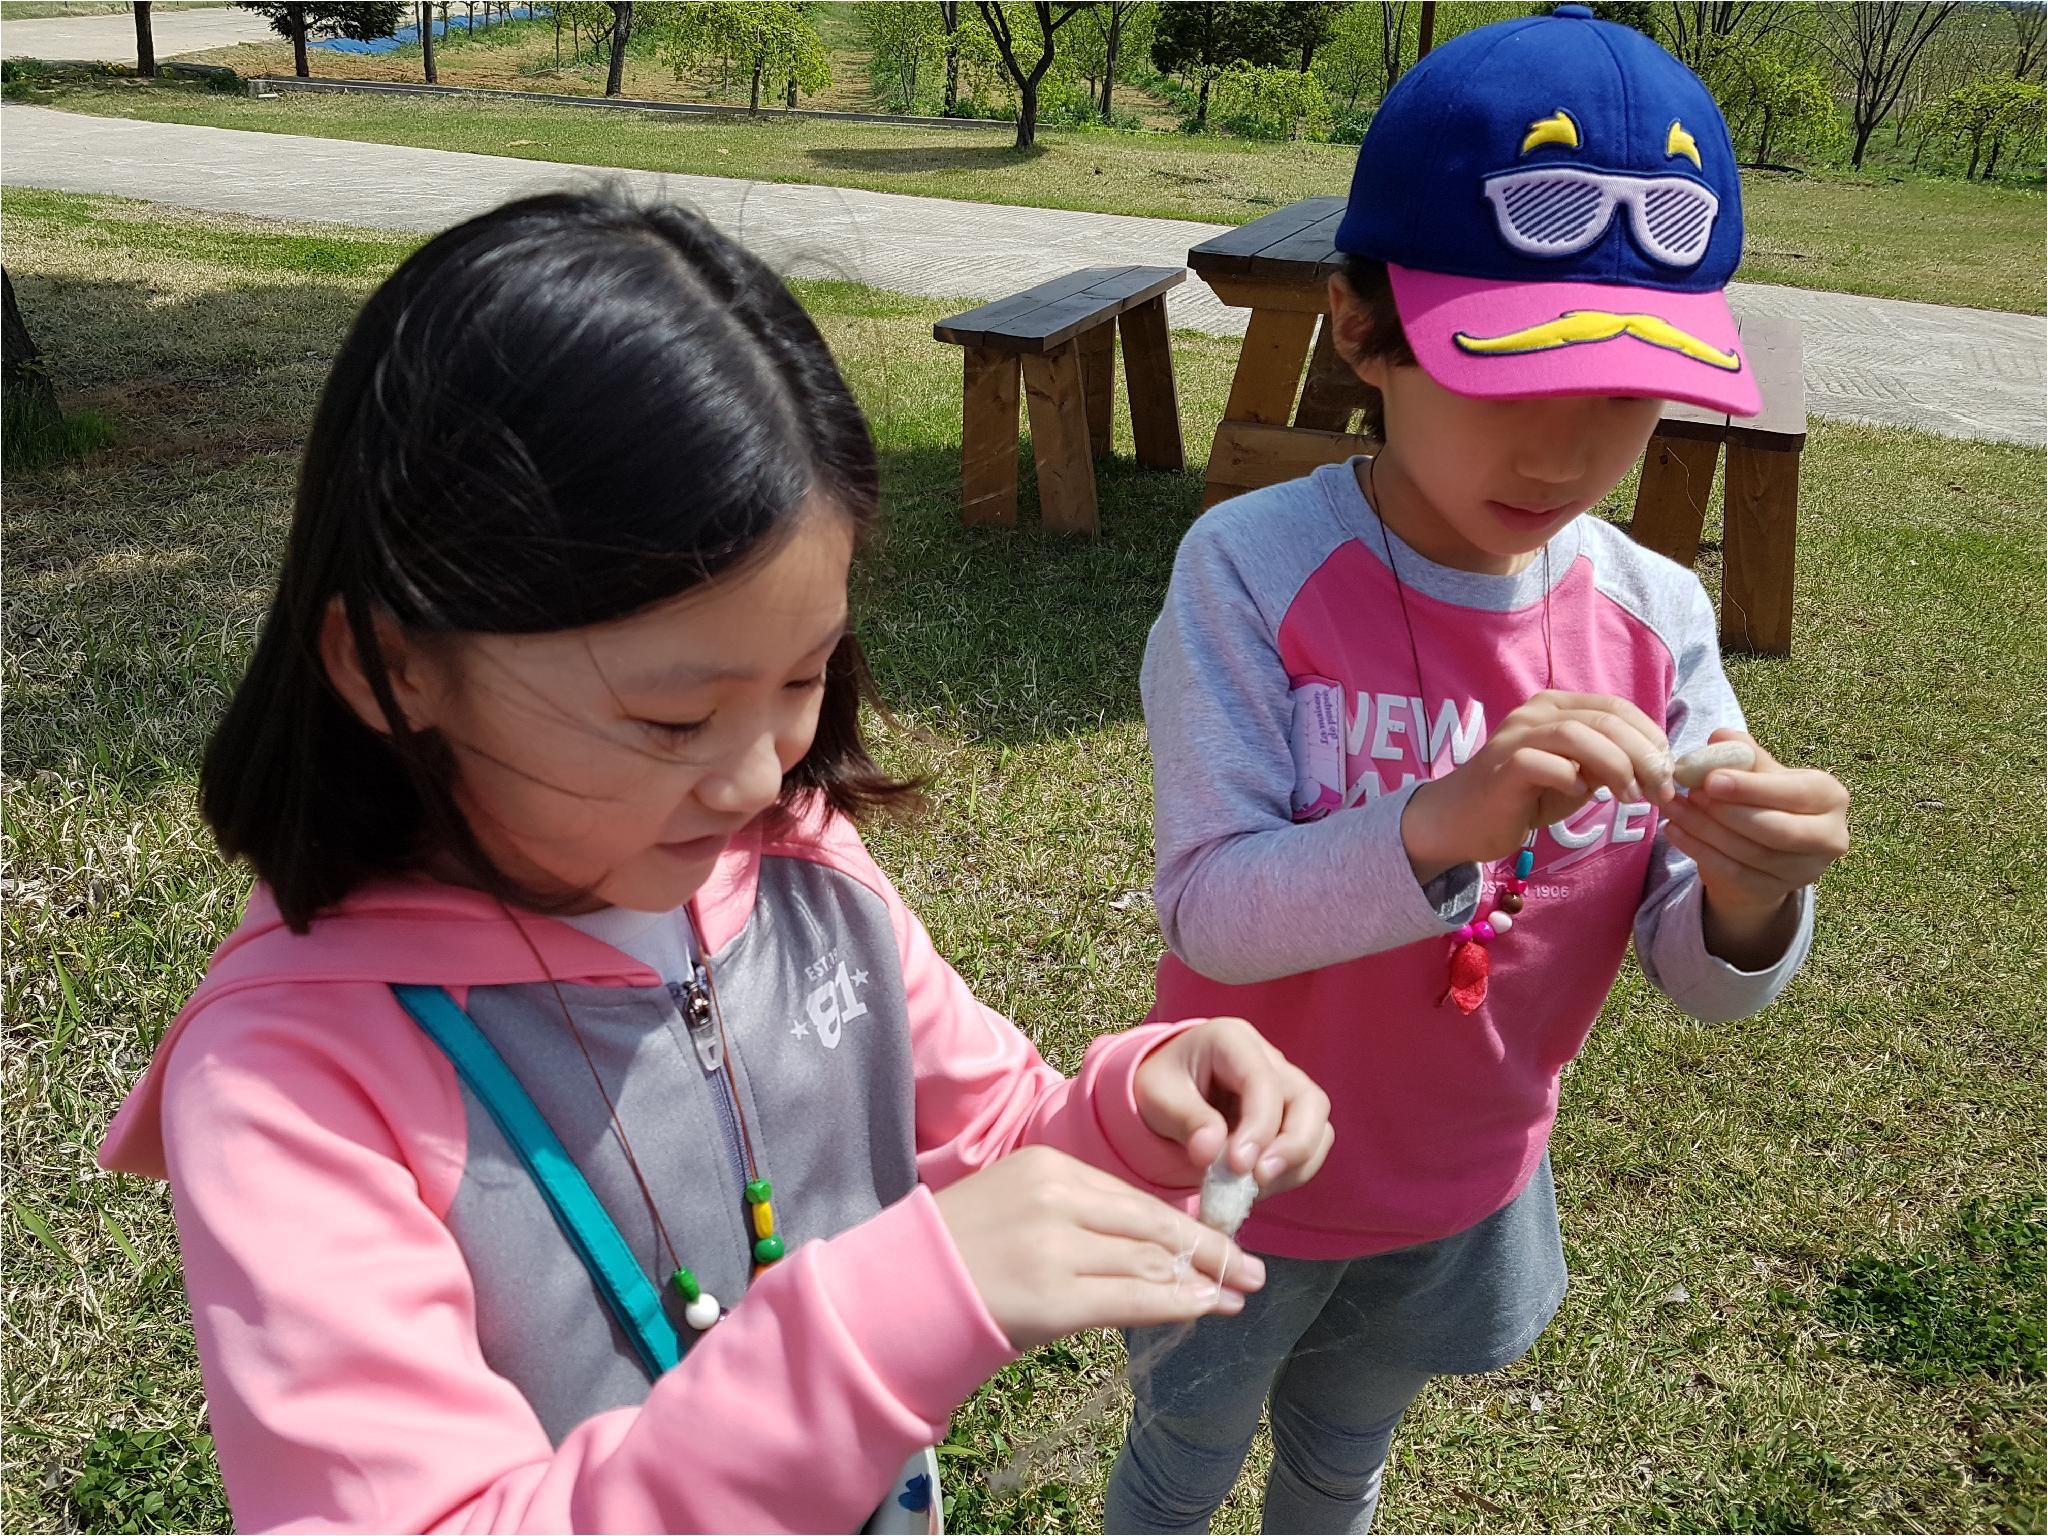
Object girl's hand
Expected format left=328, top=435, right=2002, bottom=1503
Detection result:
left=932, top=1146, right=1263, bottom=1351
left=1660, top=728, right=1849, bottom=968
left=1402, top=690, right=1676, bottom=880
left=1133, top=1018, right=1334, bottom=1196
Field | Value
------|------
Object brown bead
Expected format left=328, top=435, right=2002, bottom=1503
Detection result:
left=1499, top=892, right=1524, bottom=914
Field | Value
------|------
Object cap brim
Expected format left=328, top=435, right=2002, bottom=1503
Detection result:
left=1388, top=265, right=1762, bottom=418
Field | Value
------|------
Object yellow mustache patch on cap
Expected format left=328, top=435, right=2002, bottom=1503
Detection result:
left=1453, top=310, right=1741, bottom=371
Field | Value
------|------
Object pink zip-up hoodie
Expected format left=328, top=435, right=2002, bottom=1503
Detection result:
left=99, top=802, right=1200, bottom=1533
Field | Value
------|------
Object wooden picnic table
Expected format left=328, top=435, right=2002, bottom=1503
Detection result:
left=1186, top=196, right=1807, bottom=655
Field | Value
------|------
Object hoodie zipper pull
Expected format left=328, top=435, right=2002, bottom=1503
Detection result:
left=676, top=965, right=723, bottom=1072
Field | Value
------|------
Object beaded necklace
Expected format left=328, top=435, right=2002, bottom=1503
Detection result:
left=536, top=905, right=786, bottom=1335
left=1367, top=454, right=1554, bottom=1017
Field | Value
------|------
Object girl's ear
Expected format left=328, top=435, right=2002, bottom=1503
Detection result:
left=1325, top=272, right=1393, bottom=392
left=319, top=597, right=439, bottom=736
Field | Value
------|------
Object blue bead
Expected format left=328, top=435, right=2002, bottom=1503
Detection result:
left=1514, top=850, right=1535, bottom=877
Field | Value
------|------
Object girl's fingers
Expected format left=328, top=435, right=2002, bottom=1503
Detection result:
left=1668, top=796, right=1846, bottom=860
left=1205, top=1030, right=1285, bottom=1169
left=1535, top=692, right=1669, bottom=751
left=1075, top=1233, right=1260, bottom=1295
left=1255, top=1070, right=1333, bottom=1191
left=1074, top=1275, right=1247, bottom=1331
left=1556, top=708, right=1674, bottom=800
left=1664, top=824, right=1789, bottom=905
left=1531, top=720, right=1640, bottom=801
left=1695, top=765, right=1849, bottom=814
left=1664, top=808, right=1802, bottom=884
left=1074, top=1186, right=1262, bottom=1291
left=1505, top=745, right=1591, bottom=801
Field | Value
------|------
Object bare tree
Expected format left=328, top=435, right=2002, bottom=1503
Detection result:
left=1086, top=0, right=1146, bottom=117
left=133, top=2, right=157, bottom=76
left=1379, top=0, right=1409, bottom=96
left=1656, top=2, right=1786, bottom=73
left=976, top=1, right=1087, bottom=149
left=938, top=0, right=962, bottom=112
left=2012, top=0, right=2045, bottom=80
left=606, top=0, right=632, bottom=96
left=1815, top=1, right=1961, bottom=169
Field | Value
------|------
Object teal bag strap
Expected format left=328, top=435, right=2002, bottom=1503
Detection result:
left=391, top=984, right=683, bottom=1379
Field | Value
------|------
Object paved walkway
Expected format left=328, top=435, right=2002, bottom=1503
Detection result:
left=0, top=7, right=273, bottom=61
left=2, top=104, right=2040, bottom=444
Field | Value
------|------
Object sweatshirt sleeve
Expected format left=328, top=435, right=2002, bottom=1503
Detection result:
left=1143, top=513, right=1480, bottom=986
left=1634, top=577, right=1814, bottom=1022
left=157, top=1011, right=1013, bottom=1535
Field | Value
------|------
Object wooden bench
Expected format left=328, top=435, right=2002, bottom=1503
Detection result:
left=1630, top=316, right=1806, bottom=655
left=932, top=266, right=1186, bottom=536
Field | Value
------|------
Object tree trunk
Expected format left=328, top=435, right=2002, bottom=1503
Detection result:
left=786, top=74, right=797, bottom=109
left=1016, top=77, right=1037, bottom=147
left=133, top=2, right=156, bottom=77
left=942, top=2, right=960, bottom=113
left=605, top=1, right=631, bottom=96
left=1101, top=5, right=1122, bottom=117
left=420, top=1, right=437, bottom=82
left=1417, top=1, right=1436, bottom=60
left=290, top=8, right=309, bottom=77
left=2, top=269, right=64, bottom=436
left=1965, top=136, right=1982, bottom=179
left=1984, top=135, right=2003, bottom=179
left=1850, top=114, right=1876, bottom=169
left=1911, top=126, right=1930, bottom=169
left=1195, top=73, right=1210, bottom=130
left=553, top=6, right=560, bottom=68
left=1755, top=107, right=1774, bottom=166
left=750, top=60, right=762, bottom=112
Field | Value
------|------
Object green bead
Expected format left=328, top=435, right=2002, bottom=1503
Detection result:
left=745, top=1179, right=773, bottom=1205
left=753, top=1234, right=786, bottom=1264
left=672, top=1267, right=702, bottom=1304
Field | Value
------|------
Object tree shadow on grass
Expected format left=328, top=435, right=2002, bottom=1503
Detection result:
left=6, top=262, right=1201, bottom=803
left=804, top=142, right=1049, bottom=175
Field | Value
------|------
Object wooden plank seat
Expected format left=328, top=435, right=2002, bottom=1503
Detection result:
left=932, top=265, right=1186, bottom=536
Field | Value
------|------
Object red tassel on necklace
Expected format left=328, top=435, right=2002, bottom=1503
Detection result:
left=1439, top=938, right=1491, bottom=1014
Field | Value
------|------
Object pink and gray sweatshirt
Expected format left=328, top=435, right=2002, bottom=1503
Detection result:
left=1144, top=460, right=1814, bottom=1262
left=97, top=803, right=1203, bottom=1533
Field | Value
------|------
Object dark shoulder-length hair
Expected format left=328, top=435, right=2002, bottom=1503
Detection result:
left=201, top=191, right=912, bottom=932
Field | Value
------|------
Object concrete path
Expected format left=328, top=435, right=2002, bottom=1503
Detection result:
left=3, top=104, right=2040, bottom=445
left=0, top=7, right=273, bottom=62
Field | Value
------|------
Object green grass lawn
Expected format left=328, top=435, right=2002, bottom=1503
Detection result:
left=8, top=68, right=2044, bottom=316
left=3, top=186, right=2042, bottom=1534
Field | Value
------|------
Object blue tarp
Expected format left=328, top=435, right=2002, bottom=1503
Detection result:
left=313, top=5, right=544, bottom=55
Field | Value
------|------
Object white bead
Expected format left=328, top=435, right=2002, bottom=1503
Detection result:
left=684, top=1292, right=721, bottom=1331
left=1488, top=911, right=1513, bottom=935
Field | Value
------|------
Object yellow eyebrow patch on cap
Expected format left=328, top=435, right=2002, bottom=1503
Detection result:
left=1453, top=310, right=1741, bottom=370
left=1520, top=109, right=1580, bottom=154
left=1666, top=119, right=1701, bottom=166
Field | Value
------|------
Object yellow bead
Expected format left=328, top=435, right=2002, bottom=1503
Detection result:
left=752, top=1200, right=776, bottom=1240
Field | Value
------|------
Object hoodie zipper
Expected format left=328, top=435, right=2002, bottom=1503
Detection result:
left=671, top=964, right=750, bottom=1201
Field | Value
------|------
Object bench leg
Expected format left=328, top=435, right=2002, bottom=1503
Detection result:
left=1119, top=296, right=1184, bottom=472
left=1022, top=339, right=1099, bottom=536
left=1629, top=432, right=1721, bottom=565
left=961, top=347, right=1019, bottom=527
left=1079, top=322, right=1116, bottom=460
left=1295, top=314, right=1368, bottom=434
left=1721, top=442, right=1798, bottom=656
left=1204, top=307, right=1318, bottom=510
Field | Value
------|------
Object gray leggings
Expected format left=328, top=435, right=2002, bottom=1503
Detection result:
left=1103, top=1161, right=1566, bottom=1534
left=1102, top=1259, right=1430, bottom=1534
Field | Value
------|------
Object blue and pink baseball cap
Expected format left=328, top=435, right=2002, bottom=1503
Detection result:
left=1335, top=4, right=1759, bottom=417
